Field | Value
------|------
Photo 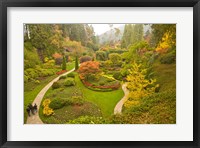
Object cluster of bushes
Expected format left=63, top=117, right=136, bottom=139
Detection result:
left=46, top=96, right=85, bottom=111
left=80, top=76, right=120, bottom=91
left=96, top=51, right=108, bottom=61
left=80, top=55, right=92, bottom=63
left=49, top=98, right=71, bottom=109
left=24, top=42, right=41, bottom=69
left=65, top=78, right=76, bottom=86
left=109, top=53, right=122, bottom=66
left=52, top=82, right=61, bottom=89
left=52, top=76, right=75, bottom=89
left=67, top=72, right=76, bottom=78
left=24, top=66, right=57, bottom=83
left=113, top=71, right=123, bottom=80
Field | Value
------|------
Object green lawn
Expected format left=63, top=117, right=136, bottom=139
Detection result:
left=75, top=75, right=124, bottom=117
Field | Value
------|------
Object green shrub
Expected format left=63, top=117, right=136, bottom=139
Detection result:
left=65, top=78, right=75, bottom=86
left=49, top=98, right=66, bottom=110
left=109, top=53, right=122, bottom=65
left=59, top=75, right=66, bottom=80
left=160, top=52, right=176, bottom=64
left=67, top=72, right=75, bottom=78
left=24, top=75, right=29, bottom=83
left=99, top=81, right=105, bottom=86
left=52, top=82, right=60, bottom=89
left=80, top=55, right=92, bottom=63
left=62, top=56, right=67, bottom=70
left=71, top=96, right=84, bottom=106
left=113, top=72, right=122, bottom=80
left=68, top=116, right=106, bottom=124
left=96, top=51, right=107, bottom=61
left=35, top=80, right=40, bottom=84
left=107, top=78, right=114, bottom=82
left=75, top=56, right=79, bottom=70
left=87, top=74, right=97, bottom=81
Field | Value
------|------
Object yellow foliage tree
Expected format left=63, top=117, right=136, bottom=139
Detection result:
left=124, top=62, right=159, bottom=109
left=156, top=31, right=175, bottom=53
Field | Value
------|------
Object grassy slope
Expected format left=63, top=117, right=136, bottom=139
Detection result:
left=122, top=63, right=176, bottom=124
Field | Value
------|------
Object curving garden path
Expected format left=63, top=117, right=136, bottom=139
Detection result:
left=114, top=83, right=129, bottom=114
left=26, top=68, right=75, bottom=124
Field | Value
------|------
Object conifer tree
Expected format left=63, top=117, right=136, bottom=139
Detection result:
left=62, top=56, right=66, bottom=70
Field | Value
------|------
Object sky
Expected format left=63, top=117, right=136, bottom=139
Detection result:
left=90, top=24, right=123, bottom=35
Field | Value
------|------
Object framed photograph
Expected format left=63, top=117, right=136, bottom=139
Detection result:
left=0, top=0, right=199, bottom=147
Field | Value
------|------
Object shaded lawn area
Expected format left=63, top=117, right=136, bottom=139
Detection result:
left=75, top=75, right=124, bottom=117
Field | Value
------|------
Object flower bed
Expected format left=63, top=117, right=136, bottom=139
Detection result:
left=56, top=70, right=67, bottom=75
left=79, top=75, right=120, bottom=91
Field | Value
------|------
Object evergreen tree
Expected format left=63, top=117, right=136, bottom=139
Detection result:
left=62, top=56, right=66, bottom=70
left=75, top=56, right=79, bottom=70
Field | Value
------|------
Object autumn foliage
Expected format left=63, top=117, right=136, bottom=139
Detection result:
left=52, top=52, right=62, bottom=59
left=124, top=62, right=159, bottom=109
left=78, top=61, right=101, bottom=79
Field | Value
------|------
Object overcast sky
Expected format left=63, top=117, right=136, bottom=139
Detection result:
left=90, top=24, right=123, bottom=35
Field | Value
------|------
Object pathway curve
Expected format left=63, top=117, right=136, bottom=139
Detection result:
left=114, top=83, right=129, bottom=114
left=26, top=68, right=75, bottom=124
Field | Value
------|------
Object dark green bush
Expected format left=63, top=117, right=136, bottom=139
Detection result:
left=24, top=75, right=29, bottom=83
left=59, top=75, right=66, bottom=80
left=160, top=52, right=176, bottom=64
left=80, top=55, right=92, bottom=63
left=52, top=82, right=60, bottom=89
left=99, top=81, right=105, bottom=86
left=71, top=96, right=84, bottom=106
left=65, top=78, right=75, bottom=86
left=87, top=74, right=96, bottom=81
left=62, top=56, right=67, bottom=70
left=113, top=72, right=122, bottom=80
left=49, top=98, right=66, bottom=109
left=67, top=72, right=75, bottom=78
left=96, top=51, right=107, bottom=61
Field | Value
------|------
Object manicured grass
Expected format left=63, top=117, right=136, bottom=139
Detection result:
left=24, top=75, right=58, bottom=123
left=76, top=75, right=124, bottom=117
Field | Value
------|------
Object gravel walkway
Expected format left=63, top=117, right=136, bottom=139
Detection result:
left=26, top=68, right=75, bottom=124
left=114, top=83, right=129, bottom=114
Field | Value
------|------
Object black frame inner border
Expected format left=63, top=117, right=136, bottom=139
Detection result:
left=0, top=0, right=199, bottom=147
